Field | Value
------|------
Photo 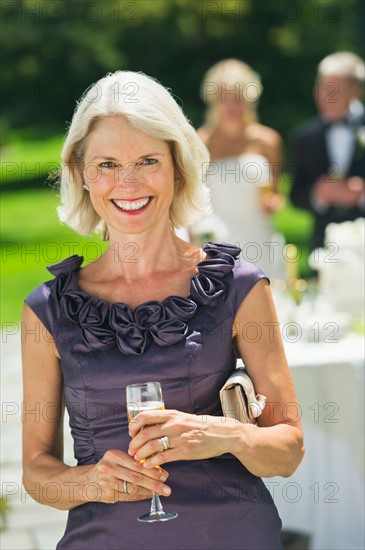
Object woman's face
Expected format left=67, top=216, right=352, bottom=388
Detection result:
left=82, top=116, right=176, bottom=236
left=214, top=93, right=246, bottom=124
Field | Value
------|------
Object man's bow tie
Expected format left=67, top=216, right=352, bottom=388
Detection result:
left=323, top=118, right=350, bottom=129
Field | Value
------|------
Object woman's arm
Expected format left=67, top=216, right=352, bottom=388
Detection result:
left=229, top=278, right=304, bottom=477
left=22, top=302, right=90, bottom=509
left=246, top=123, right=284, bottom=191
left=128, top=280, right=304, bottom=478
left=21, top=303, right=172, bottom=510
left=259, top=128, right=285, bottom=215
left=261, top=128, right=283, bottom=191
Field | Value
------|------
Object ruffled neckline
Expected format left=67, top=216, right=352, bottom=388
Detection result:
left=47, top=242, right=241, bottom=355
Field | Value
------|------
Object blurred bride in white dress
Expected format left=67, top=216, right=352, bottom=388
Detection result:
left=192, top=59, right=285, bottom=279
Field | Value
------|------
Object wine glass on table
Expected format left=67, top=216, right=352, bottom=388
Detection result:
left=126, top=381, right=178, bottom=523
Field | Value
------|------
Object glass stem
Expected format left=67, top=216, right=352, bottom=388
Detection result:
left=150, top=492, right=164, bottom=515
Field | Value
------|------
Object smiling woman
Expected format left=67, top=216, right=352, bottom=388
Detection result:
left=22, top=70, right=303, bottom=550
left=58, top=71, right=210, bottom=238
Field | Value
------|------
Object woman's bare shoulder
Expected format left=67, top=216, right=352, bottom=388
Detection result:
left=246, top=123, right=282, bottom=147
left=196, top=125, right=212, bottom=145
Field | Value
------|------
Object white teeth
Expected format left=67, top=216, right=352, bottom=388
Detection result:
left=113, top=198, right=150, bottom=211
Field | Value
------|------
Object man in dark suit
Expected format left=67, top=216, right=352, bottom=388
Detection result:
left=290, top=52, right=365, bottom=249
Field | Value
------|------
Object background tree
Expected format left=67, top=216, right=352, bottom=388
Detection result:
left=1, top=0, right=363, bottom=143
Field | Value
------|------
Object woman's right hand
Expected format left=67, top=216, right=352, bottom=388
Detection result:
left=85, top=449, right=171, bottom=503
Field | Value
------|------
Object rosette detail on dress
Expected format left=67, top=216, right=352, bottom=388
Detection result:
left=47, top=243, right=241, bottom=354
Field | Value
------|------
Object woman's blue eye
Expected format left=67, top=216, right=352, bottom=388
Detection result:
left=140, top=158, right=158, bottom=166
left=100, top=161, right=118, bottom=169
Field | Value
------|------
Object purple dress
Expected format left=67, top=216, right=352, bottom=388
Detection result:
left=25, top=243, right=282, bottom=550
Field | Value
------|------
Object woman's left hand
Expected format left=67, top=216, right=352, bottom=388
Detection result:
left=127, top=409, right=239, bottom=468
left=260, top=191, right=285, bottom=213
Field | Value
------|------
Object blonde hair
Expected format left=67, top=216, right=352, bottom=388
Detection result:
left=318, top=52, right=365, bottom=86
left=58, top=71, right=211, bottom=236
left=200, top=59, right=263, bottom=126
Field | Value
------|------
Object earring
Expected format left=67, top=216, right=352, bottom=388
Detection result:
left=82, top=184, right=89, bottom=191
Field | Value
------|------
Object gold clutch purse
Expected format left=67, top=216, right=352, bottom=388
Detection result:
left=219, top=363, right=266, bottom=423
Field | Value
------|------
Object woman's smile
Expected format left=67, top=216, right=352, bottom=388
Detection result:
left=111, top=196, right=153, bottom=214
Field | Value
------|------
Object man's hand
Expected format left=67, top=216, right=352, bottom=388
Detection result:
left=313, top=175, right=364, bottom=207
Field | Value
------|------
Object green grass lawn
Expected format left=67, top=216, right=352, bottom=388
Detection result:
left=1, top=188, right=108, bottom=323
left=273, top=203, right=313, bottom=276
left=1, top=135, right=64, bottom=185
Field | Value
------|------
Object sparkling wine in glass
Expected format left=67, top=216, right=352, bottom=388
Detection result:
left=126, top=381, right=178, bottom=522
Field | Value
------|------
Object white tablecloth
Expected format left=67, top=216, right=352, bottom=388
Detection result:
left=265, top=334, right=364, bottom=549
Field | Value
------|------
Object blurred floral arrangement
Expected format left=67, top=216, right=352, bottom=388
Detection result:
left=189, top=213, right=229, bottom=245
left=309, top=218, right=365, bottom=321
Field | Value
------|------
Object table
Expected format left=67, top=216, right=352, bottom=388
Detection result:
left=265, top=334, right=364, bottom=549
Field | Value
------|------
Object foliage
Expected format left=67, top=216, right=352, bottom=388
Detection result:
left=1, top=0, right=363, bottom=145
left=1, top=134, right=63, bottom=184
left=0, top=499, right=10, bottom=531
left=1, top=188, right=108, bottom=322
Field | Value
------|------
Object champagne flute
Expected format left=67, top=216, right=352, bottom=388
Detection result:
left=126, top=381, right=178, bottom=522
